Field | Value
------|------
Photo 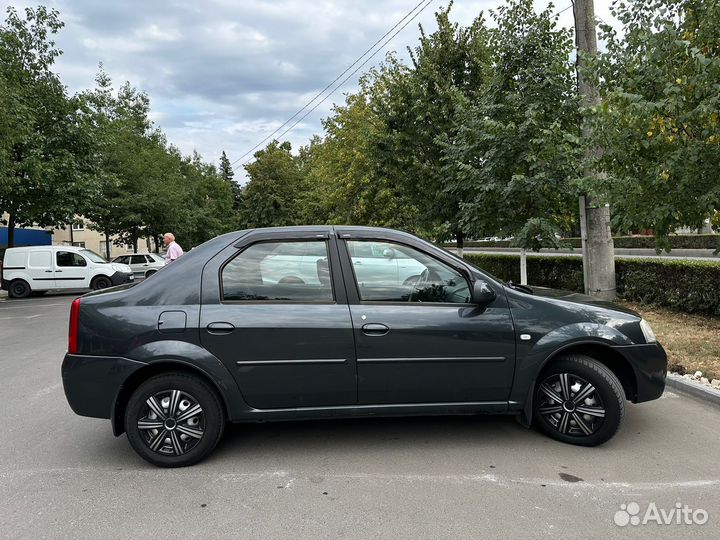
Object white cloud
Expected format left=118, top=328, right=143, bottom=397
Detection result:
left=9, top=0, right=617, bottom=171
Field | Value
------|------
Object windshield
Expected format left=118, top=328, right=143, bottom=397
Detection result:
left=80, top=249, right=109, bottom=263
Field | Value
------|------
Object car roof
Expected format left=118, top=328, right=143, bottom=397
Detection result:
left=6, top=245, right=85, bottom=252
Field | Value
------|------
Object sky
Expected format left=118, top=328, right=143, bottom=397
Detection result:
left=5, top=0, right=617, bottom=176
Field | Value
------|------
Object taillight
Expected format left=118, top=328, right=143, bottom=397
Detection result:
left=68, top=297, right=81, bottom=354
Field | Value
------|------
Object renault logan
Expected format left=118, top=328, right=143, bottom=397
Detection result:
left=61, top=226, right=667, bottom=467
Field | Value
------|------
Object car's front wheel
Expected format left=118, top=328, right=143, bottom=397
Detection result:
left=533, top=354, right=625, bottom=446
left=125, top=372, right=225, bottom=467
left=91, top=275, right=112, bottom=290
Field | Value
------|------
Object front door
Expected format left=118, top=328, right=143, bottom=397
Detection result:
left=200, top=235, right=356, bottom=409
left=340, top=239, right=516, bottom=404
left=54, top=250, right=89, bottom=288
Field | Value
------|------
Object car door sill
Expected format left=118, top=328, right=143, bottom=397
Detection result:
left=237, top=401, right=509, bottom=420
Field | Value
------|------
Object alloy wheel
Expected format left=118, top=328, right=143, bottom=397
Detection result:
left=137, top=389, right=205, bottom=455
left=536, top=373, right=606, bottom=437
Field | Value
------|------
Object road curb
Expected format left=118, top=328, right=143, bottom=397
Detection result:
left=665, top=373, right=720, bottom=407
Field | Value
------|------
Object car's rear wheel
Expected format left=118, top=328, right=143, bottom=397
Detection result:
left=145, top=270, right=157, bottom=278
left=533, top=354, right=625, bottom=446
left=91, top=275, right=112, bottom=290
left=8, top=279, right=31, bottom=299
left=125, top=372, right=225, bottom=467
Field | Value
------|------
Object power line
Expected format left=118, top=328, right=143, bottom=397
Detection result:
left=234, top=1, right=575, bottom=172
left=231, top=0, right=435, bottom=168
left=235, top=0, right=437, bottom=170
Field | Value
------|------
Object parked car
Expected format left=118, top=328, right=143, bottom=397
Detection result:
left=62, top=226, right=667, bottom=467
left=1, top=245, right=133, bottom=298
left=112, top=253, right=165, bottom=279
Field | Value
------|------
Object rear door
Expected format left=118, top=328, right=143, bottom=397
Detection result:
left=337, top=234, right=516, bottom=405
left=130, top=254, right=150, bottom=277
left=54, top=250, right=89, bottom=288
left=199, top=230, right=357, bottom=409
left=26, top=250, right=55, bottom=289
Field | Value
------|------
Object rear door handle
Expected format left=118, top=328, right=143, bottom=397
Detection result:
left=206, top=321, right=235, bottom=335
left=361, top=323, right=389, bottom=336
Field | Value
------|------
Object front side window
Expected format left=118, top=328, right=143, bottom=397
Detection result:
left=222, top=240, right=333, bottom=302
left=131, top=255, right=147, bottom=265
left=56, top=251, right=87, bottom=267
left=347, top=240, right=471, bottom=303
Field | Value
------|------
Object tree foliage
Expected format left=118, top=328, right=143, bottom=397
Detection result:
left=0, top=6, right=96, bottom=245
left=591, top=0, right=720, bottom=245
left=443, top=0, right=581, bottom=251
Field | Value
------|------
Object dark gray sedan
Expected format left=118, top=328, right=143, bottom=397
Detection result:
left=62, top=226, right=667, bottom=467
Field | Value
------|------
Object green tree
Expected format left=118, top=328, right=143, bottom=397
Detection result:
left=300, top=70, right=418, bottom=228
left=591, top=0, right=720, bottom=249
left=219, top=150, right=243, bottom=213
left=375, top=3, right=492, bottom=250
left=0, top=6, right=96, bottom=246
left=240, top=141, right=304, bottom=228
left=443, top=0, right=580, bottom=280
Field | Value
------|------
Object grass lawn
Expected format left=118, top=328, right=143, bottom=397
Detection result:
left=620, top=302, right=720, bottom=380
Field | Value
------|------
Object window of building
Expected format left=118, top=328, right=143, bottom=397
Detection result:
left=71, top=222, right=85, bottom=231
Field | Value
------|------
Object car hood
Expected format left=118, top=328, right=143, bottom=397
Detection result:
left=527, top=286, right=641, bottom=318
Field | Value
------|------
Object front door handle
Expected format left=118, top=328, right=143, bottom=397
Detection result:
left=206, top=321, right=235, bottom=335
left=361, top=323, right=389, bottom=336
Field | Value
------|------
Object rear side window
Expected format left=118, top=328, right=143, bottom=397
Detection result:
left=130, top=255, right=147, bottom=265
left=56, top=251, right=87, bottom=267
left=28, top=251, right=52, bottom=268
left=222, top=241, right=333, bottom=302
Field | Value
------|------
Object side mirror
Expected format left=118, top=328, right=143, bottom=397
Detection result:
left=472, top=280, right=496, bottom=304
left=382, top=248, right=395, bottom=259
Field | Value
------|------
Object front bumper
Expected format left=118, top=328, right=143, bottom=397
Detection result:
left=61, top=353, right=146, bottom=419
left=109, top=271, right=134, bottom=286
left=612, top=342, right=668, bottom=402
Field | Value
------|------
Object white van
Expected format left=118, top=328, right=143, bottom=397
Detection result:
left=1, top=245, right=134, bottom=298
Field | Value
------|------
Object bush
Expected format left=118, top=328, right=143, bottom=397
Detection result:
left=446, top=234, right=720, bottom=250
left=464, top=253, right=720, bottom=316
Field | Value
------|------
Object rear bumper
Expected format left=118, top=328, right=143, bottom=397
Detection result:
left=61, top=353, right=146, bottom=419
left=0, top=278, right=8, bottom=290
left=612, top=343, right=668, bottom=402
left=110, top=272, right=134, bottom=286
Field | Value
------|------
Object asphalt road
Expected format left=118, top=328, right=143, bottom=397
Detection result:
left=1, top=293, right=719, bottom=539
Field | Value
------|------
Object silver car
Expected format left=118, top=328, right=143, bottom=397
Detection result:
left=112, top=253, right=165, bottom=279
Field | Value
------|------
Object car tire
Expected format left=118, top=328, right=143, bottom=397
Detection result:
left=533, top=354, right=625, bottom=447
left=8, top=279, right=31, bottom=299
left=125, top=372, right=225, bottom=467
left=145, top=270, right=157, bottom=278
left=91, top=275, right=112, bottom=290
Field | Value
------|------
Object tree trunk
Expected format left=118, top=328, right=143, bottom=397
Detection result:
left=574, top=0, right=616, bottom=300
left=456, top=231, right=464, bottom=259
left=69, top=223, right=74, bottom=245
left=104, top=230, right=111, bottom=261
left=520, top=248, right=528, bottom=285
left=7, top=214, right=15, bottom=248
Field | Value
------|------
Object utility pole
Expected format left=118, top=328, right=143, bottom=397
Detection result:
left=573, top=0, right=616, bottom=300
